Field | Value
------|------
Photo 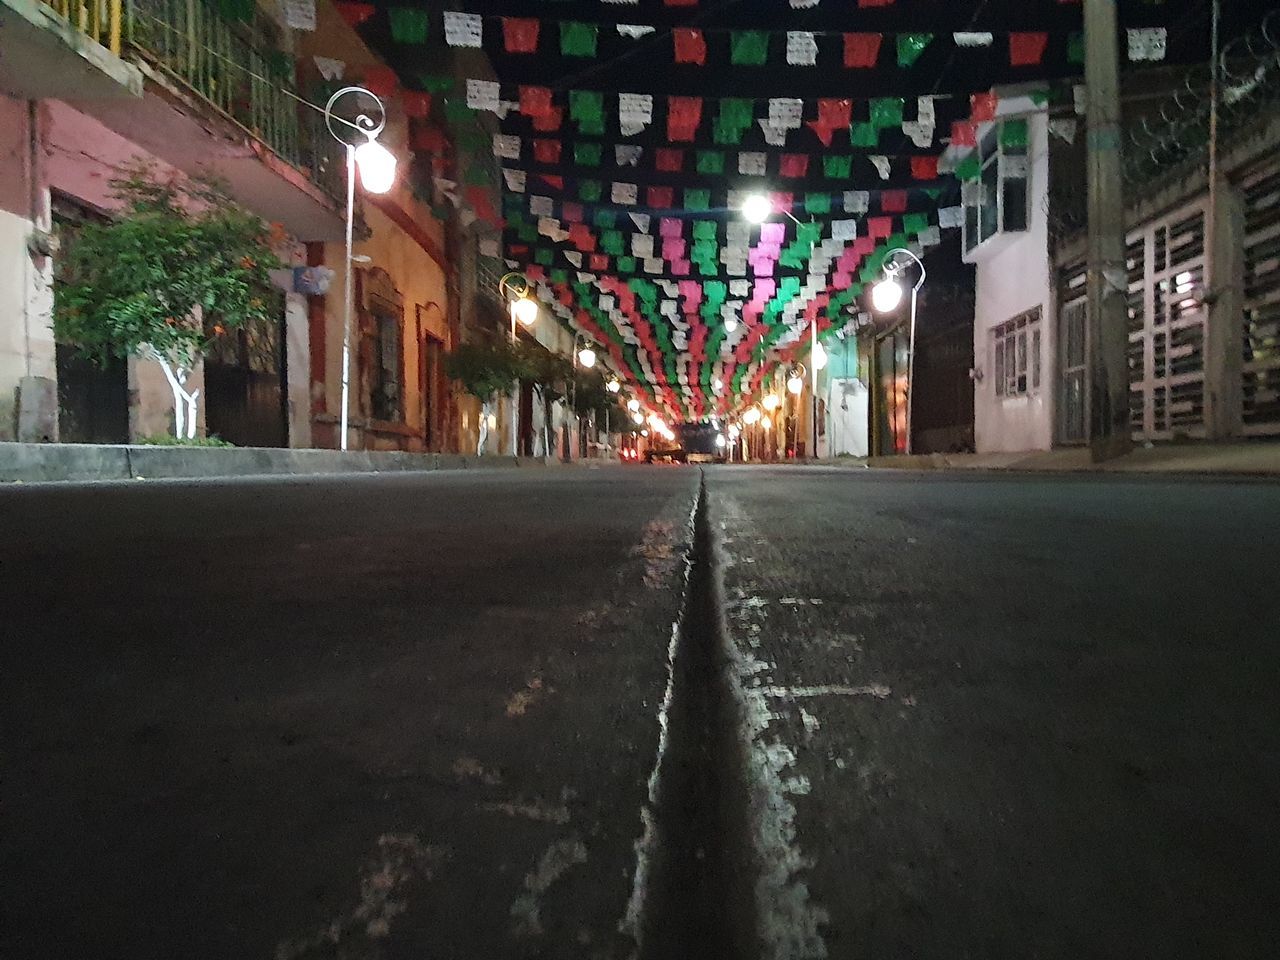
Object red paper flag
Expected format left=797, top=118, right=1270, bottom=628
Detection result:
left=808, top=98, right=853, bottom=146
left=589, top=254, right=609, bottom=272
left=538, top=174, right=564, bottom=190
left=532, top=107, right=563, bottom=132
left=336, top=1, right=374, bottom=28
left=402, top=91, right=432, bottom=119
left=770, top=192, right=794, bottom=215
left=910, top=156, right=939, bottom=180
left=533, top=139, right=562, bottom=164
left=647, top=185, right=675, bottom=208
left=410, top=121, right=445, bottom=153
left=561, top=202, right=584, bottom=223
left=361, top=66, right=398, bottom=98
left=951, top=120, right=978, bottom=147
left=568, top=223, right=596, bottom=252
left=655, top=148, right=684, bottom=172
left=880, top=190, right=908, bottom=213
left=869, top=216, right=893, bottom=238
left=1009, top=32, right=1049, bottom=67
left=843, top=33, right=883, bottom=69
left=852, top=236, right=875, bottom=256
left=525, top=264, right=544, bottom=280
left=520, top=86, right=553, bottom=118
left=665, top=0, right=697, bottom=6
left=502, top=18, right=540, bottom=54
left=858, top=0, right=894, bottom=7
left=667, top=96, right=702, bottom=142
left=779, top=154, right=809, bottom=178
left=673, top=29, right=707, bottom=66
left=970, top=92, right=997, bottom=122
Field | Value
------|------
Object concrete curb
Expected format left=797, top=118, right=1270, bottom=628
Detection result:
left=0, top=443, right=566, bottom=484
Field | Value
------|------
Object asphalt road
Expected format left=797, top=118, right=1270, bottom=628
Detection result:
left=2, top=465, right=1279, bottom=959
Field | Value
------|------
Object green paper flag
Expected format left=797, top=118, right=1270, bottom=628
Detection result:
left=692, top=220, right=718, bottom=241
left=1001, top=119, right=1029, bottom=149
left=569, top=90, right=604, bottom=122
left=870, top=98, right=905, bottom=129
left=903, top=212, right=929, bottom=235
left=731, top=31, right=769, bottom=66
left=575, top=143, right=603, bottom=167
left=389, top=7, right=428, bottom=44
left=1067, top=32, right=1085, bottom=65
left=797, top=222, right=822, bottom=247
left=684, top=189, right=711, bottom=211
left=897, top=34, right=933, bottom=68
left=1028, top=88, right=1051, bottom=108
left=535, top=248, right=553, bottom=267
left=805, top=193, right=832, bottom=215
left=463, top=164, right=488, bottom=186
left=561, top=22, right=598, bottom=58
left=823, top=155, right=853, bottom=179
left=713, top=120, right=744, bottom=146
left=850, top=123, right=878, bottom=148
left=617, top=256, right=636, bottom=273
left=457, top=129, right=487, bottom=152
left=416, top=74, right=454, bottom=93
left=601, top=230, right=624, bottom=255
left=579, top=180, right=602, bottom=202
left=922, top=187, right=943, bottom=200
left=956, top=153, right=981, bottom=181
left=696, top=151, right=725, bottom=175
left=578, top=119, right=605, bottom=137
left=550, top=268, right=569, bottom=285
left=593, top=209, right=616, bottom=229
left=444, top=99, right=475, bottom=122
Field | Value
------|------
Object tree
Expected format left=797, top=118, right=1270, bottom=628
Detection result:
left=514, top=343, right=572, bottom=455
left=443, top=340, right=524, bottom=455
left=53, top=165, right=281, bottom=440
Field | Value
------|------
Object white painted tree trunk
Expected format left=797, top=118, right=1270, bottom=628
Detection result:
left=147, top=347, right=200, bottom=440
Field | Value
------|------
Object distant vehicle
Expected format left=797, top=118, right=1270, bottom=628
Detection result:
left=644, top=422, right=727, bottom=464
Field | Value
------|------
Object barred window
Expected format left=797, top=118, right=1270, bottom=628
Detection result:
left=993, top=307, right=1042, bottom=398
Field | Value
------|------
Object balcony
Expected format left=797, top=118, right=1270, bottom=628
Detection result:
left=0, top=0, right=143, bottom=98
left=66, top=0, right=347, bottom=239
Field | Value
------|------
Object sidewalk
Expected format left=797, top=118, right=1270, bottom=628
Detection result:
left=0, top=442, right=566, bottom=484
left=836, top=441, right=1280, bottom=477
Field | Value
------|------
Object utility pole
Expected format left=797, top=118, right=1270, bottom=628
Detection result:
left=1084, top=0, right=1134, bottom=461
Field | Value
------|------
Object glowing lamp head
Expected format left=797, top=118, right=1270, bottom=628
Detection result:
left=812, top=342, right=828, bottom=371
left=606, top=378, right=621, bottom=394
left=578, top=347, right=596, bottom=368
left=762, top=394, right=780, bottom=412
left=741, top=193, right=773, bottom=225
left=632, top=411, right=645, bottom=425
left=871, top=275, right=905, bottom=313
left=743, top=407, right=761, bottom=425
left=761, top=416, right=773, bottom=430
left=787, top=376, right=803, bottom=396
left=715, top=434, right=726, bottom=449
left=511, top=294, right=539, bottom=327
left=627, top=398, right=640, bottom=412
left=354, top=136, right=396, bottom=194
left=723, top=318, right=739, bottom=334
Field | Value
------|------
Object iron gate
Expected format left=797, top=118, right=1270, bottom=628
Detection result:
left=1242, top=162, right=1280, bottom=435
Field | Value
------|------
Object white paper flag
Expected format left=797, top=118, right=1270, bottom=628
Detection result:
left=493, top=134, right=521, bottom=160
left=831, top=219, right=858, bottom=241
left=769, top=98, right=804, bottom=129
left=615, top=145, right=643, bottom=167
left=1127, top=27, right=1167, bottom=62
left=537, top=217, right=567, bottom=241
left=960, top=181, right=986, bottom=205
left=578, top=273, right=597, bottom=284
left=632, top=235, right=655, bottom=258
left=604, top=0, right=639, bottom=5
left=529, top=195, right=554, bottom=217
left=459, top=208, right=477, bottom=227
left=953, top=32, right=994, bottom=47
left=478, top=237, right=500, bottom=258
left=843, top=191, right=870, bottom=213
left=902, top=121, right=934, bottom=148
left=612, top=181, right=638, bottom=205
left=616, top=24, right=655, bottom=38
left=917, top=96, right=937, bottom=127
left=790, top=0, right=819, bottom=7
left=619, top=93, right=653, bottom=136
left=1001, top=155, right=1029, bottom=178
left=758, top=121, right=789, bottom=146
left=466, top=79, right=501, bottom=113
left=502, top=168, right=527, bottom=193
left=644, top=258, right=663, bottom=275
left=786, top=32, right=818, bottom=66
left=937, top=206, right=963, bottom=229
left=563, top=251, right=584, bottom=268
left=1073, top=85, right=1086, bottom=116
left=313, top=56, right=344, bottom=80
left=1048, top=118, right=1078, bottom=144
left=443, top=12, right=483, bottom=48
left=738, top=152, right=767, bottom=176
left=282, top=0, right=315, bottom=31
left=918, top=226, right=942, bottom=247
left=870, top=155, right=892, bottom=180
left=629, top=213, right=651, bottom=233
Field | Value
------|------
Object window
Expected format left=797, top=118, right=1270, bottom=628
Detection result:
left=993, top=307, right=1042, bottom=398
left=369, top=311, right=402, bottom=422
left=963, top=120, right=1031, bottom=256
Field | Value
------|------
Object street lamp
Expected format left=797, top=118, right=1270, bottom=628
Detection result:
left=871, top=248, right=927, bottom=455
left=739, top=191, right=822, bottom=458
left=578, top=346, right=597, bottom=368
left=627, top=398, right=641, bottom=412
left=324, top=86, right=395, bottom=452
left=762, top=394, right=781, bottom=412
left=606, top=377, right=621, bottom=393
left=498, top=272, right=538, bottom=457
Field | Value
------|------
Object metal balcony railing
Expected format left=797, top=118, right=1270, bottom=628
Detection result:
left=41, top=0, right=123, bottom=55
left=122, top=0, right=345, bottom=201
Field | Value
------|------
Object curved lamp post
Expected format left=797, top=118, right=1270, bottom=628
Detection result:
left=498, top=271, right=538, bottom=456
left=740, top=192, right=823, bottom=458
left=870, top=248, right=927, bottom=455
left=324, top=86, right=396, bottom=452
